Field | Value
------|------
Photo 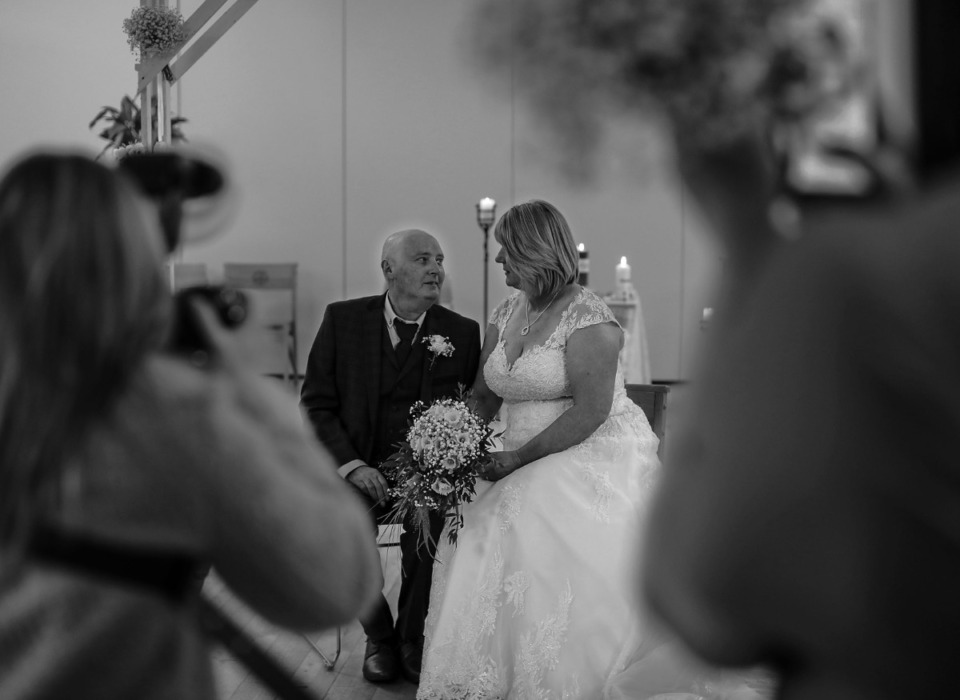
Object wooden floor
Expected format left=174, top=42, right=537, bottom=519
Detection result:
left=205, top=534, right=776, bottom=700
left=207, top=542, right=417, bottom=700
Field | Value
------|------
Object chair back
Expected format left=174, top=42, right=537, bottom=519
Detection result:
left=222, top=263, right=299, bottom=384
left=625, top=383, right=669, bottom=458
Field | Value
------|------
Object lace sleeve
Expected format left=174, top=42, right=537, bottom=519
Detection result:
left=488, top=291, right=521, bottom=332
left=556, top=288, right=620, bottom=344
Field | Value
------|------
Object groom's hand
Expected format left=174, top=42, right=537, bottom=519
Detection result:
left=347, top=465, right=390, bottom=504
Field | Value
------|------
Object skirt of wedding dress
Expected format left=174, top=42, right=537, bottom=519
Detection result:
left=418, top=412, right=771, bottom=700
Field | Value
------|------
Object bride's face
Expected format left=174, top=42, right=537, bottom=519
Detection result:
left=495, top=246, right=523, bottom=290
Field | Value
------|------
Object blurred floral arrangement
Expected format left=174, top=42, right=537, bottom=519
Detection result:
left=88, top=95, right=187, bottom=160
left=470, top=0, right=860, bottom=166
left=122, top=5, right=187, bottom=59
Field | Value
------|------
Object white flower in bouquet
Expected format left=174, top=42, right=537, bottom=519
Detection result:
left=380, top=388, right=496, bottom=547
left=442, top=456, right=459, bottom=472
left=442, top=407, right=464, bottom=428
left=432, top=479, right=454, bottom=496
left=410, top=435, right=424, bottom=455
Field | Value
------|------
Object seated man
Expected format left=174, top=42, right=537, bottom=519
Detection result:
left=300, top=228, right=481, bottom=685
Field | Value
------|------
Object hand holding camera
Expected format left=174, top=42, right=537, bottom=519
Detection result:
left=168, top=285, right=248, bottom=363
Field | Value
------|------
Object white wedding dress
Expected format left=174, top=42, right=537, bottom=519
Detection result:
left=418, top=289, right=768, bottom=700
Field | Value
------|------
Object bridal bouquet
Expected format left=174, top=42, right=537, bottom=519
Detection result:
left=380, top=392, right=496, bottom=547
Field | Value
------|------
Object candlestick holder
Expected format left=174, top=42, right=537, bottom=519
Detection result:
left=609, top=282, right=637, bottom=302
left=613, top=256, right=636, bottom=301
left=476, top=197, right=497, bottom=323
left=577, top=243, right=589, bottom=287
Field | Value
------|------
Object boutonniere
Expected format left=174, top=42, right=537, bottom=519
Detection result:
left=423, top=334, right=454, bottom=370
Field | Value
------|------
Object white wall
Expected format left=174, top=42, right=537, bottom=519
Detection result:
left=0, top=0, right=722, bottom=381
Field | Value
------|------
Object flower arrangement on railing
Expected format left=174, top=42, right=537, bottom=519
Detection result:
left=122, top=5, right=187, bottom=60
left=89, top=95, right=187, bottom=161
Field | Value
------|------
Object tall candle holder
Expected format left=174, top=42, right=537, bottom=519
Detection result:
left=476, top=197, right=497, bottom=322
left=603, top=255, right=650, bottom=383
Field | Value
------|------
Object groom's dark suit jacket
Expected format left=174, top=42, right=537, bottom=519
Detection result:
left=301, top=293, right=481, bottom=471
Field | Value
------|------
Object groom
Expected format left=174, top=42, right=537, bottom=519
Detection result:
left=301, top=228, right=481, bottom=684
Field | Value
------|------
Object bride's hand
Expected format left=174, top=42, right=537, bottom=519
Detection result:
left=479, top=451, right=522, bottom=481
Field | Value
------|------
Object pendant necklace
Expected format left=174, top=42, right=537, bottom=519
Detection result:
left=521, top=288, right=563, bottom=336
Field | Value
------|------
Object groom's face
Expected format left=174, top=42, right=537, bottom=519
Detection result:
left=387, top=231, right=445, bottom=313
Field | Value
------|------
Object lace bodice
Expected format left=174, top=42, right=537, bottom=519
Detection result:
left=484, top=287, right=624, bottom=403
left=483, top=288, right=636, bottom=451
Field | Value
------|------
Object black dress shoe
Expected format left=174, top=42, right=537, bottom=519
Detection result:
left=362, top=639, right=399, bottom=683
left=399, top=642, right=422, bottom=684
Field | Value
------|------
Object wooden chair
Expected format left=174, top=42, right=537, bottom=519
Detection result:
left=625, top=383, right=670, bottom=458
left=222, top=262, right=299, bottom=386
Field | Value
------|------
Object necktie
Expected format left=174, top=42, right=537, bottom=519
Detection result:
left=394, top=320, right=418, bottom=366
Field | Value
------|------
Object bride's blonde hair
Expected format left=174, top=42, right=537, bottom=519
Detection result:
left=493, top=199, right=577, bottom=299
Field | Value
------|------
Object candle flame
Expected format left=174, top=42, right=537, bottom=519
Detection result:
left=620, top=256, right=628, bottom=266
left=578, top=242, right=585, bottom=252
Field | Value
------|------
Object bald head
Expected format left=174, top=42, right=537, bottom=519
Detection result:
left=381, top=228, right=445, bottom=319
left=381, top=229, right=433, bottom=264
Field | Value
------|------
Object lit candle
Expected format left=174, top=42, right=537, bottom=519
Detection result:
left=616, top=256, right=631, bottom=285
left=477, top=197, right=497, bottom=226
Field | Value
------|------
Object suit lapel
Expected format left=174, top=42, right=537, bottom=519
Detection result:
left=363, top=295, right=385, bottom=428
left=419, top=308, right=435, bottom=403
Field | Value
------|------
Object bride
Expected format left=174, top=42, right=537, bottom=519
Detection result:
left=417, top=199, right=766, bottom=699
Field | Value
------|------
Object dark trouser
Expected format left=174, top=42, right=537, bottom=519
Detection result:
left=354, top=487, right=444, bottom=649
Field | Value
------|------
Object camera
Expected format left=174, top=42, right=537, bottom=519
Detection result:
left=167, top=285, right=248, bottom=359
left=119, top=151, right=248, bottom=358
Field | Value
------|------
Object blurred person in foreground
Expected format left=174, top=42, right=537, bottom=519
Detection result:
left=0, top=151, right=380, bottom=699
left=643, top=156, right=960, bottom=700
left=469, top=1, right=960, bottom=698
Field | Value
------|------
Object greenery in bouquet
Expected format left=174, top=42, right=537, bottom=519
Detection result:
left=88, top=95, right=188, bottom=160
left=122, top=6, right=187, bottom=59
left=380, top=394, right=497, bottom=548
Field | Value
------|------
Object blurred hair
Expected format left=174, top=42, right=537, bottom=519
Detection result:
left=493, top=199, right=578, bottom=299
left=0, top=151, right=171, bottom=549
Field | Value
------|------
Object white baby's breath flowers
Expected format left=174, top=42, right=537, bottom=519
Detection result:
left=381, top=394, right=495, bottom=547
